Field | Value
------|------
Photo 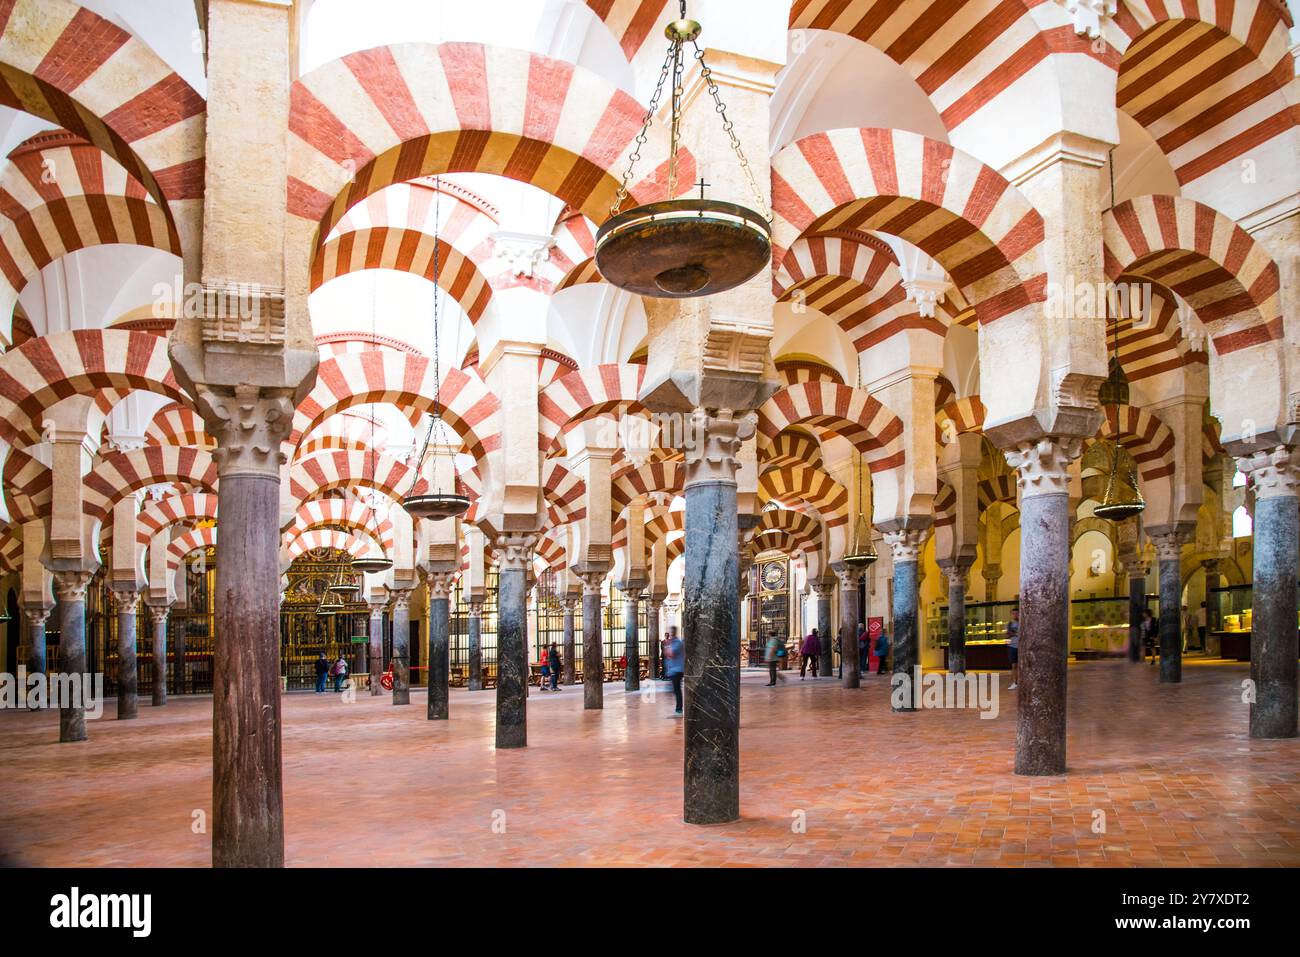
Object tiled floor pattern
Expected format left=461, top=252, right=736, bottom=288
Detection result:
left=1, top=660, right=1297, bottom=867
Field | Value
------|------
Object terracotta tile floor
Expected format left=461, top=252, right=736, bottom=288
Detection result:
left=1, top=659, right=1298, bottom=867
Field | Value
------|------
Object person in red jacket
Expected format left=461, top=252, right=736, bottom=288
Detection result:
left=800, top=628, right=821, bottom=678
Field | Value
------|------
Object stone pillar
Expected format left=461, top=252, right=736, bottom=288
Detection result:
left=939, top=559, right=973, bottom=674
left=646, top=598, right=661, bottom=680
left=578, top=572, right=605, bottom=708
left=52, top=571, right=92, bottom=742
left=25, top=606, right=49, bottom=676
left=835, top=567, right=861, bottom=688
left=368, top=603, right=384, bottom=697
left=389, top=589, right=412, bottom=706
left=812, top=582, right=833, bottom=677
left=425, top=571, right=454, bottom=720
left=1127, top=559, right=1148, bottom=663
left=1005, top=437, right=1080, bottom=775
left=623, top=586, right=642, bottom=691
left=1150, top=529, right=1191, bottom=683
left=172, top=612, right=187, bottom=696
left=886, top=530, right=926, bottom=709
left=112, top=589, right=141, bottom=720
left=148, top=604, right=169, bottom=706
left=1237, top=447, right=1300, bottom=738
left=561, top=598, right=578, bottom=685
left=682, top=410, right=749, bottom=826
left=467, top=600, right=484, bottom=691
left=495, top=535, right=536, bottom=748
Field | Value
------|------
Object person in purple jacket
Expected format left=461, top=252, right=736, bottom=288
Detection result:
left=800, top=628, right=821, bottom=678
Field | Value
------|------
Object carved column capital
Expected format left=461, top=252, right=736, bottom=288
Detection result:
left=833, top=565, right=861, bottom=588
left=24, top=606, right=50, bottom=627
left=52, top=570, right=93, bottom=603
left=423, top=570, right=457, bottom=600
left=1236, top=445, right=1300, bottom=500
left=1004, top=435, right=1083, bottom=498
left=622, top=585, right=643, bottom=601
left=884, top=529, right=927, bottom=563
left=146, top=603, right=170, bottom=626
left=1124, top=558, right=1151, bottom=580
left=467, top=599, right=484, bottom=620
left=368, top=602, right=386, bottom=619
left=577, top=570, right=606, bottom=596
left=936, top=557, right=973, bottom=585
left=681, top=408, right=755, bottom=488
left=388, top=588, right=413, bottom=612
left=198, top=384, right=295, bottom=479
left=494, top=534, right=538, bottom=572
left=810, top=581, right=835, bottom=600
left=561, top=597, right=579, bottom=614
left=108, top=588, right=142, bottom=612
left=1149, top=527, right=1193, bottom=563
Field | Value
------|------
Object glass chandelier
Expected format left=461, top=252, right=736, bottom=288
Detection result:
left=594, top=1, right=770, bottom=298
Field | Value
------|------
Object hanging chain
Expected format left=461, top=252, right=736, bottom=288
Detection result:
left=609, top=43, right=675, bottom=218
left=691, top=41, right=769, bottom=222
left=667, top=34, right=686, bottom=201
left=408, top=177, right=444, bottom=496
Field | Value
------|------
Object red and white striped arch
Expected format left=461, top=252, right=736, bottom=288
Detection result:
left=788, top=0, right=1111, bottom=133
left=551, top=207, right=598, bottom=292
left=146, top=402, right=213, bottom=450
left=752, top=507, right=823, bottom=557
left=1102, top=194, right=1282, bottom=355
left=934, top=477, right=957, bottom=529
left=311, top=227, right=493, bottom=324
left=775, top=233, right=939, bottom=351
left=1094, top=403, right=1177, bottom=484
left=286, top=528, right=376, bottom=561
left=0, top=524, right=21, bottom=572
left=977, top=472, right=1018, bottom=512
left=757, top=382, right=906, bottom=473
left=759, top=465, right=849, bottom=528
left=1111, top=284, right=1206, bottom=384
left=287, top=42, right=695, bottom=267
left=0, top=329, right=186, bottom=445
left=583, top=0, right=671, bottom=63
left=537, top=363, right=646, bottom=455
left=936, top=395, right=986, bottom=444
left=286, top=497, right=395, bottom=548
left=758, top=429, right=824, bottom=472
left=1109, top=1, right=1296, bottom=188
left=610, top=460, right=682, bottom=516
left=165, top=526, right=215, bottom=570
left=136, top=492, right=218, bottom=545
left=83, top=446, right=219, bottom=525
left=3, top=446, right=49, bottom=522
left=288, top=450, right=429, bottom=508
left=291, top=352, right=499, bottom=464
left=772, top=128, right=1046, bottom=323
left=295, top=411, right=388, bottom=461
left=773, top=356, right=845, bottom=388
left=0, top=0, right=205, bottom=269
left=542, top=458, right=586, bottom=525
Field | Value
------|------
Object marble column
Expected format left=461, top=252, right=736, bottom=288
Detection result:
left=836, top=567, right=861, bottom=688
left=939, top=559, right=973, bottom=674
left=886, top=530, right=925, bottom=711
left=561, top=598, right=578, bottom=684
left=425, top=571, right=454, bottom=720
left=1238, top=447, right=1300, bottom=739
left=813, top=582, right=833, bottom=678
left=368, top=603, right=384, bottom=697
left=647, top=598, right=661, bottom=680
left=112, top=589, right=140, bottom=720
left=1005, top=437, right=1080, bottom=775
left=389, top=589, right=412, bottom=706
left=1151, top=530, right=1190, bottom=683
left=52, top=571, right=92, bottom=743
left=148, top=605, right=168, bottom=706
left=1127, top=560, right=1148, bottom=663
left=25, top=606, right=49, bottom=676
left=495, top=535, right=536, bottom=748
left=172, top=613, right=186, bottom=696
left=467, top=600, right=484, bottom=691
left=579, top=572, right=605, bottom=709
left=623, top=586, right=642, bottom=692
left=682, top=409, right=749, bottom=826
left=983, top=567, right=1002, bottom=603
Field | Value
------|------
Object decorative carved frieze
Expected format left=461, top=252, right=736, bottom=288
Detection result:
left=495, top=534, right=539, bottom=572
left=1236, top=445, right=1300, bottom=500
left=199, top=384, right=294, bottom=478
left=682, top=408, right=755, bottom=487
left=884, top=528, right=927, bottom=563
left=201, top=280, right=287, bottom=347
left=1055, top=0, right=1116, bottom=39
left=52, top=570, right=93, bottom=603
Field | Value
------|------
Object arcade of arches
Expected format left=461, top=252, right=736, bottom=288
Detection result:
left=1, top=0, right=1300, bottom=868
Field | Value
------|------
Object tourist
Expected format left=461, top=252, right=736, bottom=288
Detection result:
left=664, top=625, right=684, bottom=716
left=314, top=652, right=329, bottom=693
left=539, top=648, right=552, bottom=692
left=764, top=632, right=786, bottom=686
left=332, top=655, right=348, bottom=693
left=799, top=627, right=820, bottom=678
left=874, top=629, right=890, bottom=674
left=858, top=622, right=869, bottom=673
left=548, top=642, right=561, bottom=691
left=1007, top=608, right=1020, bottom=690
left=1182, top=603, right=1196, bottom=654
left=1196, top=600, right=1208, bottom=651
left=1141, top=608, right=1158, bottom=665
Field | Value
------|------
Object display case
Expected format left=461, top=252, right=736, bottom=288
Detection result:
left=1209, top=583, right=1253, bottom=660
left=1070, top=595, right=1148, bottom=658
left=933, top=599, right=1018, bottom=670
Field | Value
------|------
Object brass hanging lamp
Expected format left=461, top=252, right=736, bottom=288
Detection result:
left=594, top=1, right=771, bottom=298
left=402, top=176, right=470, bottom=522
left=327, top=558, right=360, bottom=595
left=1093, top=301, right=1145, bottom=521
left=317, top=582, right=344, bottom=617
left=842, top=359, right=878, bottom=569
